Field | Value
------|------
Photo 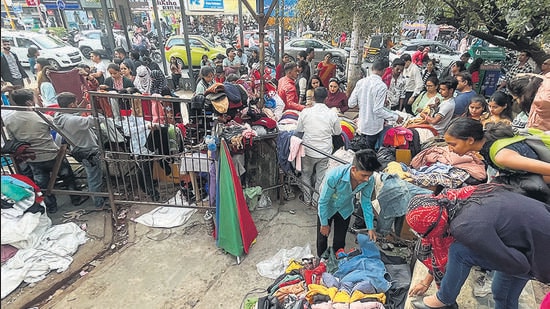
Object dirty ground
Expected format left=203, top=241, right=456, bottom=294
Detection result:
left=2, top=193, right=547, bottom=309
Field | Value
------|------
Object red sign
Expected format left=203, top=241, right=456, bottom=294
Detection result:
left=26, top=0, right=40, bottom=6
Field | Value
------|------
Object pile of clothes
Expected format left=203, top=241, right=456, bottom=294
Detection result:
left=251, top=235, right=404, bottom=309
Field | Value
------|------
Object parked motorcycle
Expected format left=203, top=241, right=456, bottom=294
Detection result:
left=62, top=29, right=81, bottom=47
left=145, top=31, right=163, bottom=64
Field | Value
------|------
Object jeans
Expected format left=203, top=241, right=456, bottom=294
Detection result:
left=172, top=73, right=181, bottom=89
left=28, top=157, right=78, bottom=209
left=376, top=215, right=405, bottom=236
left=316, top=212, right=351, bottom=257
left=81, top=154, right=105, bottom=207
left=437, top=242, right=529, bottom=309
left=301, top=156, right=329, bottom=203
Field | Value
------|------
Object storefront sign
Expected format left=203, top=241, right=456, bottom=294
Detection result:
left=25, top=0, right=40, bottom=6
left=158, top=0, right=180, bottom=11
left=187, top=0, right=223, bottom=12
left=78, top=0, right=101, bottom=9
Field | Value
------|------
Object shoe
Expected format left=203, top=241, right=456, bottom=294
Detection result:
left=71, top=196, right=90, bottom=206
left=472, top=269, right=492, bottom=297
left=47, top=205, right=58, bottom=214
left=410, top=299, right=458, bottom=309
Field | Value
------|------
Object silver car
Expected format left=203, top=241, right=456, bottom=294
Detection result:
left=389, top=39, right=461, bottom=68
left=283, top=38, right=349, bottom=66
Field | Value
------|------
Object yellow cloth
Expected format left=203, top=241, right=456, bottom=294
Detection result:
left=384, top=161, right=411, bottom=180
left=305, top=284, right=338, bottom=303
left=285, top=259, right=303, bottom=273
left=350, top=291, right=386, bottom=303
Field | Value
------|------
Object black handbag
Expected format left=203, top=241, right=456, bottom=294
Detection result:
left=71, top=146, right=99, bottom=163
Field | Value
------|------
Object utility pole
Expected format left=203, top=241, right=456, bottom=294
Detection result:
left=3, top=0, right=16, bottom=29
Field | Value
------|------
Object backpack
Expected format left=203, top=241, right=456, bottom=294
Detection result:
left=489, top=128, right=550, bottom=170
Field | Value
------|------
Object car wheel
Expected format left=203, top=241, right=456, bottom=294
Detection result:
left=80, top=46, right=93, bottom=59
left=48, top=59, right=61, bottom=70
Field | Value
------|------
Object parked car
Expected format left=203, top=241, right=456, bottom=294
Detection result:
left=164, top=35, right=226, bottom=67
left=1, top=30, right=83, bottom=70
left=389, top=39, right=460, bottom=68
left=283, top=38, right=349, bottom=66
left=79, top=30, right=129, bottom=58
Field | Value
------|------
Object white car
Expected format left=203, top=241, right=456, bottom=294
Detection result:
left=2, top=30, right=83, bottom=70
left=78, top=30, right=129, bottom=58
left=389, top=39, right=461, bottom=68
left=284, top=38, right=349, bottom=66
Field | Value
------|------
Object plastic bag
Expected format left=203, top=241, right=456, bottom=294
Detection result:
left=257, top=194, right=272, bottom=209
left=256, top=244, right=312, bottom=279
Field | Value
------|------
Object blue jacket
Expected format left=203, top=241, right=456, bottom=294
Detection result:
left=318, top=164, right=375, bottom=229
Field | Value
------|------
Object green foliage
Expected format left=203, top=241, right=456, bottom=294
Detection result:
left=296, top=0, right=549, bottom=60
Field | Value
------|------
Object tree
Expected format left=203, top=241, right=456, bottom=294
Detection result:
left=433, top=0, right=550, bottom=64
left=296, top=0, right=550, bottom=91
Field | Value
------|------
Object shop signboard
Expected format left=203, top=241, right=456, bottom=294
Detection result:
left=25, top=0, right=40, bottom=6
left=158, top=0, right=180, bottom=11
left=187, top=0, right=224, bottom=12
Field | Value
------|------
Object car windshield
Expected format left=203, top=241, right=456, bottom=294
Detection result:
left=35, top=35, right=66, bottom=49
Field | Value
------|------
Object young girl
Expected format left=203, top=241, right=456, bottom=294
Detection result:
left=482, top=91, right=513, bottom=126
left=305, top=75, right=323, bottom=106
left=463, top=95, right=488, bottom=122
left=170, top=56, right=182, bottom=90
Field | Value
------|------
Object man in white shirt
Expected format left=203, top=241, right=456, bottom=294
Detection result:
left=349, top=59, right=403, bottom=150
left=400, top=54, right=424, bottom=114
left=295, top=87, right=342, bottom=207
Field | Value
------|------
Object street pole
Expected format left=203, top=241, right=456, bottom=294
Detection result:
left=2, top=0, right=16, bottom=29
left=99, top=0, right=115, bottom=56
left=280, top=0, right=284, bottom=59
left=151, top=0, right=169, bottom=74
left=178, top=0, right=196, bottom=91
left=238, top=0, right=244, bottom=48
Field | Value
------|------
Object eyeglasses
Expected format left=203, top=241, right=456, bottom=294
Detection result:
left=414, top=205, right=444, bottom=238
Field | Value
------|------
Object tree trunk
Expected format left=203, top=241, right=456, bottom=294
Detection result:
left=346, top=12, right=362, bottom=97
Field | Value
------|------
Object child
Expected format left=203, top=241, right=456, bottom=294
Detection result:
left=420, top=77, right=457, bottom=136
left=317, top=149, right=381, bottom=257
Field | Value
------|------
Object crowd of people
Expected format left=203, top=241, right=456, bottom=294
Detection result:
left=2, top=25, right=550, bottom=308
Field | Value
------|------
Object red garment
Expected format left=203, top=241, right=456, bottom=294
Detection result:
left=325, top=91, right=349, bottom=112
left=382, top=67, right=392, bottom=88
left=277, top=76, right=304, bottom=111
left=317, top=62, right=336, bottom=89
left=412, top=51, right=424, bottom=66
left=471, top=71, right=479, bottom=84
left=382, top=127, right=413, bottom=148
left=275, top=63, right=284, bottom=81
left=406, top=186, right=476, bottom=285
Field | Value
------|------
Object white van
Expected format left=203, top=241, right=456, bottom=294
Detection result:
left=2, top=30, right=84, bottom=70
